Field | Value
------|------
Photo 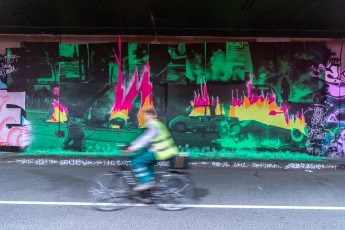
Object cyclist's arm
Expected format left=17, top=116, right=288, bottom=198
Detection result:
left=128, top=122, right=159, bottom=151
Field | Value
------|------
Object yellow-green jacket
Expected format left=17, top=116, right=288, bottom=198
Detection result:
left=129, top=119, right=179, bottom=160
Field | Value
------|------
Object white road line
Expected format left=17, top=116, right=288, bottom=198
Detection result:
left=1, top=201, right=345, bottom=210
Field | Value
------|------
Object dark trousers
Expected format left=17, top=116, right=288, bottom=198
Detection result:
left=131, top=151, right=156, bottom=184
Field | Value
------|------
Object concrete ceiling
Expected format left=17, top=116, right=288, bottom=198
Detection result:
left=0, top=0, right=344, bottom=38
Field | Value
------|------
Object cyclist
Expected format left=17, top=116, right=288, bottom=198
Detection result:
left=123, top=108, right=179, bottom=191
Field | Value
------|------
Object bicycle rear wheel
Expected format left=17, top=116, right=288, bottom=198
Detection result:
left=154, top=173, right=194, bottom=211
left=88, top=172, right=130, bottom=211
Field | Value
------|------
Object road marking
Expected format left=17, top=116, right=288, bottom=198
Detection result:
left=1, top=201, right=345, bottom=210
left=186, top=205, right=345, bottom=210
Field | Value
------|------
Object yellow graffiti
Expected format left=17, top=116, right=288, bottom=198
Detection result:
left=47, top=106, right=68, bottom=123
left=189, top=101, right=225, bottom=117
left=110, top=109, right=129, bottom=122
left=229, top=96, right=306, bottom=134
left=137, top=95, right=154, bottom=128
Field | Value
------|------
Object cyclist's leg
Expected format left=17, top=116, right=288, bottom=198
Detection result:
left=147, top=162, right=156, bottom=182
left=131, top=151, right=156, bottom=184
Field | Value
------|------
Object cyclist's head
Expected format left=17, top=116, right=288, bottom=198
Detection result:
left=144, top=108, right=157, bottom=121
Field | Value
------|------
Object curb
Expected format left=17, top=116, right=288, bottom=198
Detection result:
left=1, top=154, right=344, bottom=171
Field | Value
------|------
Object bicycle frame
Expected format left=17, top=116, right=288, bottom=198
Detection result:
left=89, top=166, right=193, bottom=211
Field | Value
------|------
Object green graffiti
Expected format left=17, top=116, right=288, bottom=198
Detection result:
left=291, top=128, right=305, bottom=142
left=186, top=42, right=253, bottom=83
left=59, top=62, right=80, bottom=78
left=128, top=43, right=149, bottom=73
left=224, top=42, right=252, bottom=81
left=186, top=53, right=204, bottom=83
left=109, top=62, right=119, bottom=83
left=60, top=44, right=79, bottom=58
left=207, top=49, right=226, bottom=81
left=289, top=73, right=314, bottom=102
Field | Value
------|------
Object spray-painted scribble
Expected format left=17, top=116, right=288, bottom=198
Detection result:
left=305, top=104, right=327, bottom=156
left=0, top=54, right=20, bottom=89
left=0, top=54, right=20, bottom=77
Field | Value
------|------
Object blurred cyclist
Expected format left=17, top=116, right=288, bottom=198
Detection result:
left=123, top=108, right=179, bottom=191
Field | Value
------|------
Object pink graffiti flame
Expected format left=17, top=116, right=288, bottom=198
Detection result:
left=110, top=37, right=153, bottom=127
left=193, top=83, right=221, bottom=108
left=245, top=81, right=276, bottom=105
left=193, top=83, right=210, bottom=108
left=53, top=87, right=60, bottom=96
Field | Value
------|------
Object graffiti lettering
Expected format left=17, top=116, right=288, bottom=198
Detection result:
left=116, top=160, right=131, bottom=166
left=250, top=163, right=281, bottom=169
left=311, top=107, right=326, bottom=126
left=285, top=163, right=336, bottom=170
left=5, top=104, right=25, bottom=128
left=212, top=162, right=231, bottom=167
left=233, top=162, right=281, bottom=169
left=311, top=58, right=345, bottom=99
left=305, top=104, right=326, bottom=155
left=10, top=158, right=338, bottom=170
left=0, top=54, right=20, bottom=64
left=308, top=128, right=325, bottom=140
left=156, top=161, right=170, bottom=167
left=12, top=158, right=170, bottom=167
left=0, top=55, right=20, bottom=78
left=0, top=64, right=18, bottom=77
left=0, top=90, right=27, bottom=147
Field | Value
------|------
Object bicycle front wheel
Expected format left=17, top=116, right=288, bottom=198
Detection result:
left=88, top=172, right=130, bottom=211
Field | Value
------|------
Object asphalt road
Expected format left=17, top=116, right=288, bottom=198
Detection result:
left=1, top=164, right=345, bottom=230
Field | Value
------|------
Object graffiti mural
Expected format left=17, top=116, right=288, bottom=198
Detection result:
left=309, top=55, right=345, bottom=157
left=1, top=38, right=344, bottom=160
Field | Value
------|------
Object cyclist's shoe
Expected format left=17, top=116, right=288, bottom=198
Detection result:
left=133, top=182, right=155, bottom=192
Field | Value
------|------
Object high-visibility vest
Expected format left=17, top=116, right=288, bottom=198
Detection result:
left=150, top=120, right=179, bottom=160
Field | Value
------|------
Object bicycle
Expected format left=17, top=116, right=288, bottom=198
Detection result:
left=87, top=156, right=194, bottom=211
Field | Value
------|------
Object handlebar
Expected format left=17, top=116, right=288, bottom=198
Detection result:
left=115, top=143, right=134, bottom=156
